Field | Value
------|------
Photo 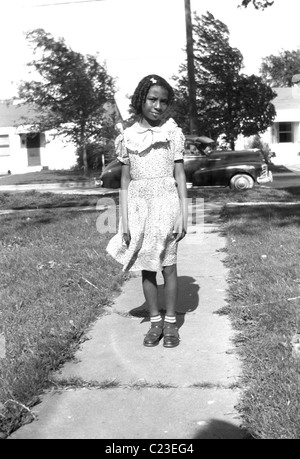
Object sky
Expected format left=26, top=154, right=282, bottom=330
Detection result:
left=1, top=0, right=300, bottom=116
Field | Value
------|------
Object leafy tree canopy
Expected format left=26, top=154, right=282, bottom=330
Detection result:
left=259, top=49, right=300, bottom=87
left=18, top=29, right=116, bottom=172
left=172, top=12, right=277, bottom=148
left=239, top=0, right=274, bottom=9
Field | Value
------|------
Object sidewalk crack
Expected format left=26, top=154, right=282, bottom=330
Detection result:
left=49, top=377, right=240, bottom=392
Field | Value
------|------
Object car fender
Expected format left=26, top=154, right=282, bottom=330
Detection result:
left=226, top=164, right=256, bottom=177
left=225, top=164, right=255, bottom=172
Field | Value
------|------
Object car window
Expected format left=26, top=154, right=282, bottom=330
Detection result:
left=184, top=143, right=206, bottom=156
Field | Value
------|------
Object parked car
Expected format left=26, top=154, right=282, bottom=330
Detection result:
left=99, top=136, right=272, bottom=191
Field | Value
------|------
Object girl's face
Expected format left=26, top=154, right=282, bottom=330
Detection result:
left=142, top=85, right=169, bottom=126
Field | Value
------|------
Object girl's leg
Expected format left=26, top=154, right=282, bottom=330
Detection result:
left=162, top=264, right=180, bottom=348
left=162, top=264, right=178, bottom=317
left=142, top=270, right=163, bottom=347
left=142, top=270, right=159, bottom=316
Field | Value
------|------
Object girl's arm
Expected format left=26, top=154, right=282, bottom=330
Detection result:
left=120, top=163, right=131, bottom=246
left=174, top=160, right=188, bottom=242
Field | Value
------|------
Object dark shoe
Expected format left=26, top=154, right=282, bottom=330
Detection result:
left=143, top=322, right=163, bottom=347
left=163, top=323, right=180, bottom=348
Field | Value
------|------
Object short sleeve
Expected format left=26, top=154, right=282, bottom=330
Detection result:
left=171, top=127, right=185, bottom=161
left=115, top=134, right=129, bottom=165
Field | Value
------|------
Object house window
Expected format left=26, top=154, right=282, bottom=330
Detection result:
left=278, top=122, right=293, bottom=143
left=0, top=135, right=10, bottom=156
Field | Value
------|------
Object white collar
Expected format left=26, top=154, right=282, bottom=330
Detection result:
left=124, top=118, right=178, bottom=154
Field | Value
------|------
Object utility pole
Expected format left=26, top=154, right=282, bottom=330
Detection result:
left=184, top=0, right=199, bottom=135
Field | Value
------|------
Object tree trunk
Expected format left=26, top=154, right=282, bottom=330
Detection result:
left=80, top=124, right=88, bottom=175
left=82, top=142, right=88, bottom=175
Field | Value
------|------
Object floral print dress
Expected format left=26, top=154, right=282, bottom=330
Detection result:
left=106, top=117, right=185, bottom=272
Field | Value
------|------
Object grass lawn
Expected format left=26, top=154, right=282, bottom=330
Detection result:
left=0, top=190, right=118, bottom=211
left=221, top=203, right=300, bottom=439
left=189, top=184, right=300, bottom=204
left=0, top=169, right=98, bottom=186
left=0, top=207, right=126, bottom=437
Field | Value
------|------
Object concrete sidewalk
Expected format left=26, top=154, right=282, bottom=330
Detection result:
left=9, top=208, right=246, bottom=440
left=0, top=181, right=117, bottom=195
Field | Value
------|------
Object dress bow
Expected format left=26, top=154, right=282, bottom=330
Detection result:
left=124, top=119, right=177, bottom=154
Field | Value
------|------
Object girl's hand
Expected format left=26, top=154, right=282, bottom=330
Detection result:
left=122, top=232, right=131, bottom=247
left=174, top=229, right=187, bottom=242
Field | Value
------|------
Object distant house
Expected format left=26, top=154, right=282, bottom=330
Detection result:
left=0, top=100, right=122, bottom=175
left=236, top=87, right=300, bottom=164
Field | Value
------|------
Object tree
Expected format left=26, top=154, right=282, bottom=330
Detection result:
left=18, top=29, right=116, bottom=174
left=259, top=49, right=300, bottom=87
left=239, top=0, right=274, bottom=9
left=172, top=12, right=277, bottom=149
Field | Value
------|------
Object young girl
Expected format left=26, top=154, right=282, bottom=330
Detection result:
left=106, top=74, right=188, bottom=348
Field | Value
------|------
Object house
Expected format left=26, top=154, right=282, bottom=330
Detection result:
left=0, top=101, right=78, bottom=175
left=236, top=87, right=300, bottom=165
left=0, top=100, right=122, bottom=175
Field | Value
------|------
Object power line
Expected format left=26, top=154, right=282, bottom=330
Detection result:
left=29, top=0, right=107, bottom=7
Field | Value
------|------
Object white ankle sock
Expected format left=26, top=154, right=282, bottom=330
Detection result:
left=151, top=314, right=162, bottom=323
left=165, top=315, right=176, bottom=324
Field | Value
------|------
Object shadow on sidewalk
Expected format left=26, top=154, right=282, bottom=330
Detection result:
left=193, top=418, right=253, bottom=439
left=129, top=275, right=200, bottom=330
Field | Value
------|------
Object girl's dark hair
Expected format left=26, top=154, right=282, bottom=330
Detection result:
left=130, top=74, right=175, bottom=115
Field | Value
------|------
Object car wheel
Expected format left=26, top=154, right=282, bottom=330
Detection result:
left=229, top=174, right=254, bottom=190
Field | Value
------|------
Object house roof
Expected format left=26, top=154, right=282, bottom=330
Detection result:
left=0, top=101, right=39, bottom=128
left=271, top=87, right=300, bottom=122
left=0, top=99, right=123, bottom=130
